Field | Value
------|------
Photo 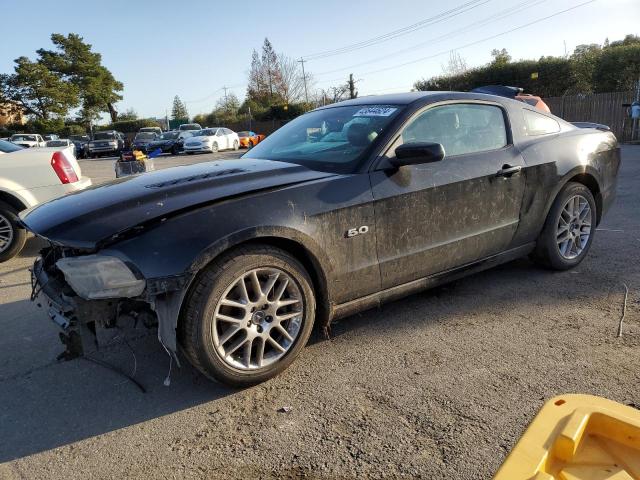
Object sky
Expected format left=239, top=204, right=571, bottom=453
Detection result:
left=1, top=0, right=638, bottom=121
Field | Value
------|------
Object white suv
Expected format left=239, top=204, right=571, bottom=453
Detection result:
left=0, top=140, right=91, bottom=261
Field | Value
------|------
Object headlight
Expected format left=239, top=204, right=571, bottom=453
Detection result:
left=56, top=255, right=146, bottom=300
left=109, top=140, right=118, bottom=146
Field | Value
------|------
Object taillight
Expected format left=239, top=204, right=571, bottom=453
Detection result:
left=51, top=151, right=79, bottom=184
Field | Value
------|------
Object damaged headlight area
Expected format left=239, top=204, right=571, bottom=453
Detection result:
left=56, top=255, right=146, bottom=300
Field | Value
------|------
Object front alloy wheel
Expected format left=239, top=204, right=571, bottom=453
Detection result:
left=180, top=245, right=315, bottom=386
left=213, top=268, right=303, bottom=370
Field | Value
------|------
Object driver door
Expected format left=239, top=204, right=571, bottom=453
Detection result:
left=370, top=102, right=526, bottom=289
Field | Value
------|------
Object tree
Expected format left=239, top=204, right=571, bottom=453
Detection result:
left=171, top=95, right=188, bottom=120
left=570, top=43, right=602, bottom=93
left=441, top=51, right=468, bottom=76
left=490, top=48, right=511, bottom=66
left=277, top=54, right=310, bottom=103
left=37, top=33, right=123, bottom=123
left=246, top=38, right=287, bottom=107
left=118, top=108, right=138, bottom=121
left=0, top=56, right=78, bottom=120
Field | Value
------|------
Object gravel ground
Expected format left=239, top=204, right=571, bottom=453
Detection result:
left=0, top=147, right=638, bottom=479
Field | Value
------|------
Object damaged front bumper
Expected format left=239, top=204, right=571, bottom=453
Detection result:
left=31, top=250, right=192, bottom=363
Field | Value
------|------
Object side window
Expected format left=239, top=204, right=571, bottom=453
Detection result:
left=523, top=109, right=560, bottom=136
left=224, top=128, right=233, bottom=135
left=216, top=129, right=223, bottom=136
left=399, top=103, right=508, bottom=157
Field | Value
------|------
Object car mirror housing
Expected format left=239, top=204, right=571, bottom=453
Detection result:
left=391, top=142, right=445, bottom=167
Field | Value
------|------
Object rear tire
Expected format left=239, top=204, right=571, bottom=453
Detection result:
left=0, top=201, right=27, bottom=263
left=233, top=140, right=239, bottom=151
left=212, top=142, right=218, bottom=153
left=179, top=245, right=316, bottom=387
left=532, top=182, right=596, bottom=270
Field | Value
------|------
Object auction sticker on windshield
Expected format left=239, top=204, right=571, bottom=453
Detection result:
left=354, top=107, right=397, bottom=117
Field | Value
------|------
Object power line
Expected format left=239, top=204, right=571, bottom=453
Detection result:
left=314, top=0, right=548, bottom=78
left=302, top=0, right=491, bottom=61
left=315, top=0, right=596, bottom=86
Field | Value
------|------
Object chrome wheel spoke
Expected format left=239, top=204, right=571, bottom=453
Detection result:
left=212, top=267, right=304, bottom=370
left=267, top=336, right=286, bottom=353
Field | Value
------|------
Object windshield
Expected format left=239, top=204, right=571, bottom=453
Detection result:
left=195, top=129, right=215, bottom=137
left=10, top=135, right=37, bottom=142
left=0, top=139, right=23, bottom=153
left=94, top=132, right=116, bottom=140
left=238, top=131, right=250, bottom=137
left=70, top=135, right=89, bottom=142
left=160, top=132, right=179, bottom=140
left=180, top=124, right=201, bottom=131
left=135, top=132, right=156, bottom=140
left=46, top=140, right=68, bottom=147
left=243, top=105, right=403, bottom=172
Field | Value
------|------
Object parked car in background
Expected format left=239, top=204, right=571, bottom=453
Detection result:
left=22, top=91, right=620, bottom=386
left=139, top=126, right=163, bottom=136
left=88, top=130, right=124, bottom=158
left=179, top=123, right=202, bottom=131
left=69, top=135, right=90, bottom=159
left=0, top=139, right=23, bottom=154
left=43, top=134, right=60, bottom=141
left=0, top=145, right=91, bottom=261
left=183, top=127, right=239, bottom=154
left=46, top=139, right=76, bottom=157
left=471, top=86, right=551, bottom=113
left=131, top=132, right=159, bottom=152
left=146, top=130, right=192, bottom=155
left=9, top=134, right=46, bottom=148
left=238, top=131, right=265, bottom=149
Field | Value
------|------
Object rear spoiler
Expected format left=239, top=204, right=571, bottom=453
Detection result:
left=571, top=122, right=611, bottom=132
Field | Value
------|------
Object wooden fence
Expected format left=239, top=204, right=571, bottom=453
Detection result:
left=544, top=91, right=635, bottom=141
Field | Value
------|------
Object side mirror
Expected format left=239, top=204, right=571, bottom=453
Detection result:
left=391, top=142, right=445, bottom=167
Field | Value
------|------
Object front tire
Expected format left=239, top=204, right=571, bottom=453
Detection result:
left=180, top=245, right=316, bottom=387
left=532, top=182, right=596, bottom=270
left=0, top=201, right=27, bottom=263
left=211, top=142, right=218, bottom=153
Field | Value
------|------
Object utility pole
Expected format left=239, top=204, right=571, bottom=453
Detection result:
left=348, top=73, right=358, bottom=99
left=222, top=86, right=229, bottom=105
left=298, top=58, right=309, bottom=104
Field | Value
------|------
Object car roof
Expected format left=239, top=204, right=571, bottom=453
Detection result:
left=317, top=91, right=519, bottom=109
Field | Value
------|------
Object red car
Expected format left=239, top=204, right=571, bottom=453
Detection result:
left=238, top=131, right=265, bottom=149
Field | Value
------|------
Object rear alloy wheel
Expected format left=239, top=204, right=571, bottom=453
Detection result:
left=0, top=201, right=27, bottom=263
left=180, top=245, right=315, bottom=386
left=233, top=140, right=239, bottom=151
left=212, top=142, right=218, bottom=153
left=532, top=182, right=596, bottom=270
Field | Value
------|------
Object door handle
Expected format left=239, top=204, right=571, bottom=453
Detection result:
left=496, top=165, right=522, bottom=178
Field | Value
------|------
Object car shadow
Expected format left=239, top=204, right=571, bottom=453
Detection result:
left=0, top=301, right=235, bottom=462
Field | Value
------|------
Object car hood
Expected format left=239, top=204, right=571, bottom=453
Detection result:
left=21, top=158, right=335, bottom=249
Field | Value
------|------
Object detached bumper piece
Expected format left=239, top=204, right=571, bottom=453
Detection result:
left=495, top=394, right=640, bottom=479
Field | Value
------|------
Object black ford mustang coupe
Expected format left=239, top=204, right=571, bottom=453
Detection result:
left=23, top=92, right=620, bottom=386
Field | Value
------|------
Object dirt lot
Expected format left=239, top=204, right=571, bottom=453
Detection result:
left=1, top=147, right=638, bottom=479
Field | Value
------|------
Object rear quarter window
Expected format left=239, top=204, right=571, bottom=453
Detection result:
left=523, top=109, right=560, bottom=136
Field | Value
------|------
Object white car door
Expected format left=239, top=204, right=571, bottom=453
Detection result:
left=216, top=129, right=227, bottom=150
